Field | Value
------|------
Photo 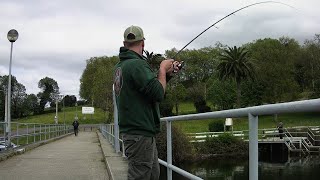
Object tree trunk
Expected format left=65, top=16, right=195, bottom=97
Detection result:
left=204, top=84, right=207, bottom=101
left=175, top=102, right=179, bottom=115
left=236, top=80, right=241, bottom=108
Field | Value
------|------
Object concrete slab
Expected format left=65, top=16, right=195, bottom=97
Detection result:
left=0, top=132, right=109, bottom=180
left=97, top=132, right=128, bottom=180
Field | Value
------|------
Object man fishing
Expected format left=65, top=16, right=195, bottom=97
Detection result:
left=114, top=25, right=180, bottom=180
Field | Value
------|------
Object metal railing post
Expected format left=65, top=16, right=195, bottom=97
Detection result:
left=167, top=120, right=172, bottom=180
left=27, top=124, right=29, bottom=144
left=16, top=123, right=19, bottom=146
left=49, top=125, right=51, bottom=139
left=113, top=84, right=120, bottom=153
left=45, top=125, right=47, bottom=140
left=249, top=113, right=258, bottom=180
left=40, top=124, right=42, bottom=141
left=34, top=124, right=36, bottom=143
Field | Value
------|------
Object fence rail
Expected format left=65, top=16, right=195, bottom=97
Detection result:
left=107, top=86, right=320, bottom=180
left=0, top=122, right=73, bottom=152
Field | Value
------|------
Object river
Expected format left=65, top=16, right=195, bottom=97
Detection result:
left=160, top=155, right=320, bottom=180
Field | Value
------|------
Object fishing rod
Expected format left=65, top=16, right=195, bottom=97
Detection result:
left=172, top=1, right=295, bottom=71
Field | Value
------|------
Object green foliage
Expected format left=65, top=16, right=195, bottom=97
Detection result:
left=144, top=50, right=164, bottom=72
left=208, top=120, right=224, bottom=132
left=217, top=46, right=255, bottom=107
left=170, top=84, right=187, bottom=115
left=240, top=80, right=265, bottom=106
left=79, top=56, right=119, bottom=121
left=196, top=133, right=248, bottom=155
left=17, top=106, right=108, bottom=124
left=0, top=75, right=29, bottom=119
left=159, top=90, right=174, bottom=117
left=207, top=78, right=236, bottom=110
left=38, top=77, right=59, bottom=113
left=156, top=123, right=194, bottom=164
left=247, top=37, right=300, bottom=103
left=165, top=46, right=220, bottom=84
left=194, top=96, right=211, bottom=113
left=63, top=95, right=77, bottom=107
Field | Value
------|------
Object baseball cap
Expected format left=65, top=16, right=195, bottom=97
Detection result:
left=123, top=25, right=145, bottom=42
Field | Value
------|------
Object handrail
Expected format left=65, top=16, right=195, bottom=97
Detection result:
left=110, top=84, right=320, bottom=180
left=161, top=99, right=320, bottom=122
left=1, top=122, right=73, bottom=150
left=302, top=139, right=310, bottom=153
left=158, top=159, right=202, bottom=180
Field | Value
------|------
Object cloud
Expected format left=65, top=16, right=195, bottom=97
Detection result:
left=0, top=0, right=319, bottom=99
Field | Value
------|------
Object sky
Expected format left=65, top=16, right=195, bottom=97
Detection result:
left=0, top=0, right=319, bottom=99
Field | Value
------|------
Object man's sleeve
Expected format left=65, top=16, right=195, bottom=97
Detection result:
left=131, top=60, right=165, bottom=102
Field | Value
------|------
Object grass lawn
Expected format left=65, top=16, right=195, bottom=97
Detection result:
left=14, top=106, right=108, bottom=125
left=11, top=102, right=320, bottom=134
left=174, top=102, right=320, bottom=133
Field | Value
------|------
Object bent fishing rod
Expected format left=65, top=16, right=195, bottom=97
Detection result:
left=170, top=1, right=295, bottom=71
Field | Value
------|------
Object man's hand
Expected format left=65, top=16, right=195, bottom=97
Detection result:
left=159, top=59, right=174, bottom=73
left=158, top=59, right=180, bottom=92
left=159, top=59, right=181, bottom=75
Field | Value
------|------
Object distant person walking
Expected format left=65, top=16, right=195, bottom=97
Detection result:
left=72, top=118, right=79, bottom=136
left=277, top=121, right=284, bottom=139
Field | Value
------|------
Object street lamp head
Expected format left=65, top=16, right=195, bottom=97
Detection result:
left=7, top=29, right=19, bottom=42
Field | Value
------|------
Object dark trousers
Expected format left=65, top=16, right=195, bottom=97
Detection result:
left=279, top=129, right=283, bottom=139
left=122, top=134, right=160, bottom=180
left=74, top=128, right=78, bottom=136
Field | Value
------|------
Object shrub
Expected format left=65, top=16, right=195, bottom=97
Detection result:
left=160, top=93, right=174, bottom=117
left=194, top=96, right=211, bottom=113
left=156, top=123, right=194, bottom=164
left=196, top=133, right=248, bottom=155
left=208, top=120, right=224, bottom=132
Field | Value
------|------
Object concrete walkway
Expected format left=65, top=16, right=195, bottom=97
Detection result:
left=0, top=132, right=109, bottom=180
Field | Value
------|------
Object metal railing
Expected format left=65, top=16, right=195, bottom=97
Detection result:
left=99, top=124, right=125, bottom=157
left=160, top=98, right=320, bottom=180
left=0, top=122, right=73, bottom=151
left=307, top=127, right=320, bottom=146
left=108, top=84, right=320, bottom=180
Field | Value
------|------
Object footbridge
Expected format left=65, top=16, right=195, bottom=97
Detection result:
left=0, top=124, right=127, bottom=180
left=1, top=98, right=320, bottom=180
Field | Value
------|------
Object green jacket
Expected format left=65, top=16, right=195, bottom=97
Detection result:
left=114, top=47, right=164, bottom=137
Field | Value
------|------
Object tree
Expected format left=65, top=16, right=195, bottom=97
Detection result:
left=23, top=94, right=39, bottom=115
left=170, top=84, right=187, bottom=115
left=207, top=78, right=236, bottom=110
left=38, top=77, right=59, bottom=113
left=80, top=56, right=119, bottom=122
left=63, top=95, right=77, bottom=107
left=217, top=46, right=254, bottom=108
left=0, top=75, right=29, bottom=118
left=248, top=38, right=300, bottom=103
left=144, top=50, right=163, bottom=72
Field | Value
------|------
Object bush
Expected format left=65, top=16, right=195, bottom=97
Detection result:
left=160, top=93, right=174, bottom=117
left=156, top=123, right=194, bottom=164
left=208, top=120, right=224, bottom=132
left=196, top=133, right=248, bottom=155
left=194, top=96, right=211, bottom=113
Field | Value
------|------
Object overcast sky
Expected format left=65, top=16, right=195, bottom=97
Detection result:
left=0, top=0, right=319, bottom=99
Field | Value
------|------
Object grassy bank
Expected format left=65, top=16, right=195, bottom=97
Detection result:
left=14, top=106, right=107, bottom=125
left=11, top=102, right=320, bottom=133
left=174, top=102, right=320, bottom=133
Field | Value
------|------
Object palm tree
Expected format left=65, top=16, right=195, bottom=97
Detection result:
left=217, top=46, right=254, bottom=108
left=144, top=50, right=163, bottom=72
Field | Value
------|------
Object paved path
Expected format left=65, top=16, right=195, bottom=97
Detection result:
left=0, top=132, right=109, bottom=180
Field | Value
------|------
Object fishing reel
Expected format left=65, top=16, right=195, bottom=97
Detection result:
left=173, top=61, right=184, bottom=73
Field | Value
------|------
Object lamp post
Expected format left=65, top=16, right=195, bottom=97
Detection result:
left=6, top=29, right=19, bottom=148
left=0, top=90, right=7, bottom=140
left=54, top=94, right=65, bottom=124
left=75, top=102, right=78, bottom=119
